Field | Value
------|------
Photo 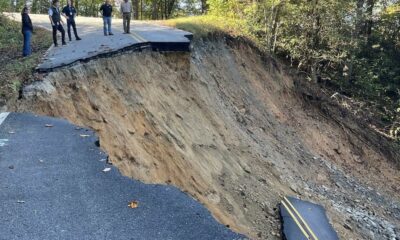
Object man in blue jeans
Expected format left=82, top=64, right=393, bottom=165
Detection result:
left=21, top=6, right=33, bottom=57
left=100, top=0, right=113, bottom=36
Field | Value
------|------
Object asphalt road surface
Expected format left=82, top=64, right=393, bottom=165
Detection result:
left=0, top=112, right=245, bottom=240
left=280, top=196, right=339, bottom=240
left=5, top=13, right=192, bottom=71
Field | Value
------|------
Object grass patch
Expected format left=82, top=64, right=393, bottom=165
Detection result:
left=0, top=14, right=52, bottom=106
left=161, top=15, right=258, bottom=43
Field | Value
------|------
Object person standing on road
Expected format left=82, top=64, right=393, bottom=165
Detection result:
left=49, top=0, right=66, bottom=46
left=100, top=0, right=113, bottom=36
left=21, top=6, right=33, bottom=57
left=120, top=0, right=132, bottom=34
left=62, top=0, right=82, bottom=41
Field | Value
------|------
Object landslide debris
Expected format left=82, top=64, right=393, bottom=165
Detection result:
left=12, top=38, right=400, bottom=239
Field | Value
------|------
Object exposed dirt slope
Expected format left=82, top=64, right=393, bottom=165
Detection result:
left=12, top=38, right=400, bottom=239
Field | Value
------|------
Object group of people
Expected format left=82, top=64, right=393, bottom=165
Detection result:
left=21, top=0, right=134, bottom=56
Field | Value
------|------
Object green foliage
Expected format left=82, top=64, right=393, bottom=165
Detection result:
left=0, top=14, right=21, bottom=50
left=1, top=0, right=399, bottom=139
left=0, top=0, right=10, bottom=12
left=201, top=0, right=400, bottom=139
left=172, top=0, right=203, bottom=17
left=163, top=15, right=254, bottom=39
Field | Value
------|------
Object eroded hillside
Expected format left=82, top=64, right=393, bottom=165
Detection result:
left=12, top=38, right=400, bottom=239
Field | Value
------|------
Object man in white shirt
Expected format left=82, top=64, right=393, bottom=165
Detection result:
left=120, top=0, right=132, bottom=34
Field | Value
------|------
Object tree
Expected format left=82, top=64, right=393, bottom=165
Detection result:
left=133, top=0, right=139, bottom=19
left=364, top=0, right=376, bottom=43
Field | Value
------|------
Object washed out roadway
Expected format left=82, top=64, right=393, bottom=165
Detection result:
left=0, top=112, right=245, bottom=239
left=5, top=13, right=193, bottom=72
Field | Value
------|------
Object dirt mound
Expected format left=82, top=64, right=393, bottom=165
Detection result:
left=12, top=38, right=400, bottom=239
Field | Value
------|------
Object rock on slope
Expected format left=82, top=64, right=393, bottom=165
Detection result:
left=13, top=38, right=400, bottom=239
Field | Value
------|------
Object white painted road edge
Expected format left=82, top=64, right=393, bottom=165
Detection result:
left=0, top=112, right=10, bottom=126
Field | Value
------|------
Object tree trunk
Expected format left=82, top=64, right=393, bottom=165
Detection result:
left=90, top=0, right=94, bottom=17
left=355, top=0, right=365, bottom=35
left=140, top=0, right=143, bottom=20
left=365, top=0, right=375, bottom=43
left=151, top=0, right=158, bottom=20
left=263, top=6, right=268, bottom=48
left=31, top=0, right=37, bottom=13
left=133, top=0, right=139, bottom=19
left=158, top=0, right=163, bottom=19
left=270, top=0, right=284, bottom=53
left=310, top=0, right=321, bottom=83
left=201, top=0, right=207, bottom=13
left=347, top=0, right=365, bottom=84
left=75, top=0, right=79, bottom=16
left=166, top=0, right=175, bottom=18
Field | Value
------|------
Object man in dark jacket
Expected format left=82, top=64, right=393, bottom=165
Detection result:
left=62, top=0, right=81, bottom=41
left=100, top=0, right=113, bottom=36
left=21, top=6, right=33, bottom=56
left=49, top=0, right=66, bottom=46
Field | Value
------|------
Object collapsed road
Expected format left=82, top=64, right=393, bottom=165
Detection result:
left=3, top=13, right=400, bottom=240
left=4, top=13, right=193, bottom=72
left=0, top=112, right=244, bottom=240
left=0, top=16, right=243, bottom=239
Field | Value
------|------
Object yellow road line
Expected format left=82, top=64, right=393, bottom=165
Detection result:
left=281, top=201, right=311, bottom=240
left=130, top=31, right=147, bottom=42
left=284, top=197, right=319, bottom=240
left=130, top=33, right=143, bottom=43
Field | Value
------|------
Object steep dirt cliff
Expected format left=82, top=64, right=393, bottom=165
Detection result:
left=13, top=38, right=400, bottom=239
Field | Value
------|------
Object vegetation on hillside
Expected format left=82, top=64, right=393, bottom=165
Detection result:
left=0, top=15, right=52, bottom=106
left=164, top=1, right=400, bottom=141
left=1, top=0, right=399, bottom=139
left=163, top=15, right=253, bottom=39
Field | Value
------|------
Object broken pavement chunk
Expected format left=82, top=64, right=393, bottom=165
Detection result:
left=279, top=196, right=339, bottom=240
left=102, top=168, right=111, bottom=172
left=45, top=124, right=54, bottom=127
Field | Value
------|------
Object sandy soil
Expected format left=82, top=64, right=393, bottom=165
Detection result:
left=11, top=38, right=400, bottom=239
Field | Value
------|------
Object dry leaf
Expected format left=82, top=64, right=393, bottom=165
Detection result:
left=45, top=124, right=53, bottom=127
left=128, top=200, right=138, bottom=208
left=80, top=134, right=90, bottom=137
left=102, top=167, right=111, bottom=172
